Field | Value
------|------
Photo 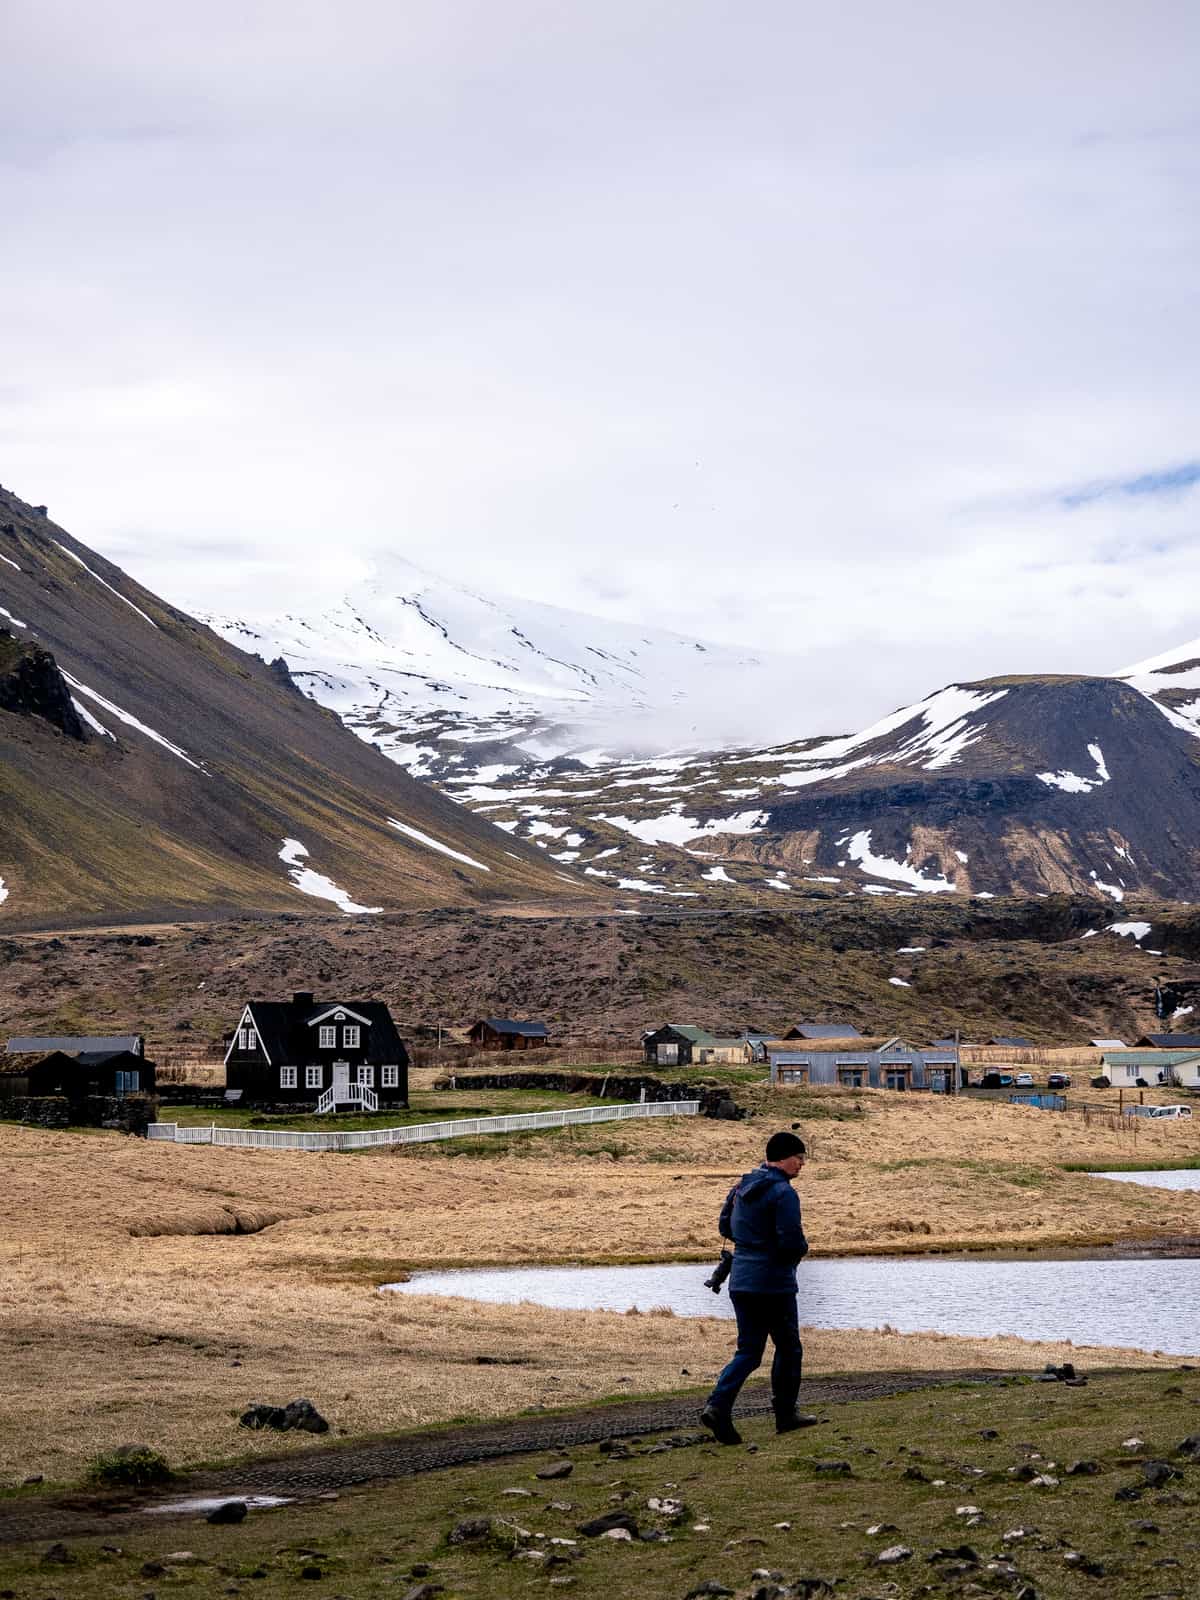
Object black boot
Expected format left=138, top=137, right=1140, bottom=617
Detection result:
left=699, top=1405, right=742, bottom=1445
left=774, top=1410, right=820, bottom=1434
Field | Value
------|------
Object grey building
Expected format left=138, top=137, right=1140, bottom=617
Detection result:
left=768, top=1035, right=963, bottom=1093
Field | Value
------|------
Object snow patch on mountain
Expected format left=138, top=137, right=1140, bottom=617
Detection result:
left=386, top=819, right=490, bottom=871
left=1038, top=741, right=1110, bottom=794
left=845, top=830, right=957, bottom=893
left=279, top=838, right=382, bottom=915
left=61, top=671, right=203, bottom=770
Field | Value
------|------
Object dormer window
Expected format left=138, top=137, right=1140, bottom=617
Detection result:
left=343, top=1025, right=361, bottom=1049
left=237, top=1026, right=258, bottom=1051
left=318, top=1025, right=336, bottom=1049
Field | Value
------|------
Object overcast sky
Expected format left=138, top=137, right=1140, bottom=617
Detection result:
left=2, top=0, right=1199, bottom=734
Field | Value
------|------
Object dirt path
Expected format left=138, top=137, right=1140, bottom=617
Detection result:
left=0, top=1370, right=1030, bottom=1547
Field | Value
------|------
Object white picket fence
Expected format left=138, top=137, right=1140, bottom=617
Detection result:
left=147, top=1099, right=701, bottom=1153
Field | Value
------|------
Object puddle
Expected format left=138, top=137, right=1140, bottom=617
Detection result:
left=1089, top=1168, right=1200, bottom=1191
left=143, top=1493, right=293, bottom=1516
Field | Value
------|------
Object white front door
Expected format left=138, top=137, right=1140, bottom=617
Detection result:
left=332, top=1061, right=350, bottom=1100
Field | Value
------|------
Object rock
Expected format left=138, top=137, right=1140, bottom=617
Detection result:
left=812, top=1459, right=852, bottom=1476
left=1122, top=1437, right=1145, bottom=1449
left=281, top=1399, right=329, bottom=1434
left=239, top=1404, right=288, bottom=1430
left=502, top=1487, right=534, bottom=1497
left=447, top=1516, right=494, bottom=1545
left=901, top=1465, right=929, bottom=1481
left=536, top=1461, right=574, bottom=1480
left=978, top=1429, right=1000, bottom=1440
left=866, top=1524, right=899, bottom=1536
left=576, top=1510, right=640, bottom=1538
left=1063, top=1552, right=1107, bottom=1577
left=42, top=1542, right=73, bottom=1565
left=206, top=1501, right=248, bottom=1525
left=400, top=1587, right=443, bottom=1600
left=1143, top=1460, right=1180, bottom=1487
left=928, top=1545, right=980, bottom=1564
left=1114, top=1485, right=1144, bottom=1502
left=23, top=1474, right=43, bottom=1485
left=955, top=1506, right=982, bottom=1518
left=1066, top=1460, right=1101, bottom=1476
left=1133, top=1521, right=1161, bottom=1532
left=684, top=1584, right=734, bottom=1598
left=1177, top=1434, right=1200, bottom=1458
left=299, top=1567, right=323, bottom=1580
left=140, top=1561, right=166, bottom=1578
left=602, top=1528, right=632, bottom=1541
left=876, top=1545, right=913, bottom=1564
left=647, top=1497, right=687, bottom=1519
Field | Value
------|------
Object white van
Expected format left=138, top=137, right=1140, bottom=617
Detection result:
left=1149, top=1104, right=1193, bottom=1119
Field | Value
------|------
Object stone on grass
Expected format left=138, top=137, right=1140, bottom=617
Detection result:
left=447, top=1516, right=494, bottom=1545
left=929, top=1545, right=980, bottom=1564
left=1143, top=1461, right=1180, bottom=1487
left=1114, top=1485, right=1143, bottom=1502
left=876, top=1544, right=913, bottom=1564
left=239, top=1398, right=328, bottom=1434
left=536, top=1461, right=573, bottom=1480
left=1066, top=1460, right=1101, bottom=1476
left=1176, top=1433, right=1200, bottom=1459
left=576, top=1510, right=640, bottom=1538
left=602, top=1527, right=632, bottom=1541
left=684, top=1583, right=734, bottom=1598
left=206, top=1501, right=247, bottom=1525
left=813, top=1459, right=853, bottom=1476
left=41, top=1543, right=73, bottom=1565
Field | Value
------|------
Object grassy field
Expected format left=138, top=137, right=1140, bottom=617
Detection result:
left=2, top=1370, right=1198, bottom=1597
left=3, top=1082, right=1200, bottom=1487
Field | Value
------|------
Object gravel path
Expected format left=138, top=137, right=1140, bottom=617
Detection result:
left=0, top=1370, right=1016, bottom=1547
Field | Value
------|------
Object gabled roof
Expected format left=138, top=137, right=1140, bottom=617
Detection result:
left=1091, top=1037, right=1128, bottom=1049
left=770, top=1035, right=907, bottom=1054
left=988, top=1036, right=1035, bottom=1048
left=5, top=1034, right=142, bottom=1056
left=474, top=1018, right=549, bottom=1037
left=235, top=998, right=406, bottom=1066
left=786, top=1022, right=863, bottom=1040
left=647, top=1024, right=717, bottom=1045
left=1135, top=1033, right=1200, bottom=1050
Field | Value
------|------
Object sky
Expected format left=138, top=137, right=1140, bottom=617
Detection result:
left=2, top=0, right=1199, bottom=736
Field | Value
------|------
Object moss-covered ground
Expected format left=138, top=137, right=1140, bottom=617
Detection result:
left=3, top=1370, right=1198, bottom=1597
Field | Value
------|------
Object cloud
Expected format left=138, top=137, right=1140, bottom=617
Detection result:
left=2, top=0, right=1199, bottom=735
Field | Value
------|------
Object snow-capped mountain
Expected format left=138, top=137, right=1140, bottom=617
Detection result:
left=206, top=555, right=786, bottom=774
left=210, top=549, right=1200, bottom=904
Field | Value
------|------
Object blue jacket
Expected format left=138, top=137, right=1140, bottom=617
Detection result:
left=718, top=1163, right=809, bottom=1294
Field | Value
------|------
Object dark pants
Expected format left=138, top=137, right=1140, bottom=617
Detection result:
left=706, top=1291, right=803, bottom=1418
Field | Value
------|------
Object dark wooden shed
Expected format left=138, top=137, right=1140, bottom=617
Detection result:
left=467, top=1018, right=550, bottom=1051
left=0, top=1049, right=155, bottom=1099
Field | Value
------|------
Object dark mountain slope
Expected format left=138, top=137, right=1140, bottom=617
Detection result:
left=0, top=486, right=601, bottom=927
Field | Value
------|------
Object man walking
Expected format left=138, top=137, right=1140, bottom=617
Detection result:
left=700, top=1130, right=817, bottom=1444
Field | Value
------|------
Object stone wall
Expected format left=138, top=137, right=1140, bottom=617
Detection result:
left=0, top=1092, right=157, bottom=1135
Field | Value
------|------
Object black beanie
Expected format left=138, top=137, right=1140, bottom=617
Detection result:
left=766, top=1130, right=806, bottom=1161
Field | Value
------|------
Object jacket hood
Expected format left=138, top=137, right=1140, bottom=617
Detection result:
left=736, top=1164, right=790, bottom=1204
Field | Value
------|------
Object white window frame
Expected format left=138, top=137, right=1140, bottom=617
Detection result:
left=280, top=1066, right=297, bottom=1088
left=343, top=1024, right=361, bottom=1049
left=318, top=1025, right=336, bottom=1049
left=305, top=1065, right=322, bottom=1089
left=357, top=1064, right=374, bottom=1088
left=381, top=1064, right=399, bottom=1088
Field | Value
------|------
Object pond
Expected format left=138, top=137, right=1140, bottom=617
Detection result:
left=384, top=1254, right=1200, bottom=1356
left=1089, top=1168, right=1200, bottom=1191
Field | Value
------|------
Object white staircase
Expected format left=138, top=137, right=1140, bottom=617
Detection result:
left=316, top=1083, right=379, bottom=1115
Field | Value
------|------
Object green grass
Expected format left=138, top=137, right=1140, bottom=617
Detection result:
left=3, top=1371, right=1197, bottom=1597
left=1062, top=1157, right=1200, bottom=1173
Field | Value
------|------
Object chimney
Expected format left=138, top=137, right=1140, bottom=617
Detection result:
left=293, top=991, right=315, bottom=1010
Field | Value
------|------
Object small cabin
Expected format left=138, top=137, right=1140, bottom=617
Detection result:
left=467, top=1018, right=550, bottom=1052
left=643, top=1025, right=753, bottom=1067
left=224, top=992, right=408, bottom=1110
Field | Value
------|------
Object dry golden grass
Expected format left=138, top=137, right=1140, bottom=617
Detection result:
left=3, top=1088, right=1199, bottom=1483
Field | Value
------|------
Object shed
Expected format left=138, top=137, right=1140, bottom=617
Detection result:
left=1090, top=1038, right=1128, bottom=1050
left=468, top=1019, right=550, bottom=1052
left=768, top=1036, right=964, bottom=1093
left=0, top=1049, right=153, bottom=1099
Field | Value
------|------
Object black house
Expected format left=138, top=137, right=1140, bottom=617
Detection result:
left=224, top=992, right=408, bottom=1109
left=467, top=1018, right=550, bottom=1051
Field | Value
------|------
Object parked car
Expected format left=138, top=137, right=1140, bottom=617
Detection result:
left=1150, top=1105, right=1193, bottom=1120
left=1047, top=1072, right=1072, bottom=1089
left=1014, top=1072, right=1035, bottom=1087
left=981, top=1072, right=1016, bottom=1089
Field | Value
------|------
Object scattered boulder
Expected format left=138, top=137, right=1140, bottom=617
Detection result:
left=876, top=1545, right=913, bottom=1564
left=1143, top=1460, right=1180, bottom=1487
left=447, top=1517, right=494, bottom=1545
left=536, top=1460, right=573, bottom=1480
left=812, top=1459, right=853, bottom=1476
left=41, top=1542, right=73, bottom=1565
left=239, top=1399, right=328, bottom=1434
left=685, top=1584, right=733, bottom=1599
left=928, top=1545, right=980, bottom=1564
left=206, top=1501, right=247, bottom=1525
left=577, top=1510, right=640, bottom=1538
left=1066, top=1460, right=1101, bottom=1476
left=1177, top=1434, right=1200, bottom=1459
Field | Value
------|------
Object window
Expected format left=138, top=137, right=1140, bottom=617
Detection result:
left=357, top=1064, right=374, bottom=1088
left=343, top=1024, right=361, bottom=1049
left=779, top=1066, right=808, bottom=1086
left=237, top=1026, right=257, bottom=1050
left=837, top=1067, right=865, bottom=1088
left=318, top=1025, right=336, bottom=1049
left=305, top=1065, right=322, bottom=1089
left=382, top=1064, right=399, bottom=1088
left=280, top=1066, right=297, bottom=1088
left=114, top=1070, right=140, bottom=1096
